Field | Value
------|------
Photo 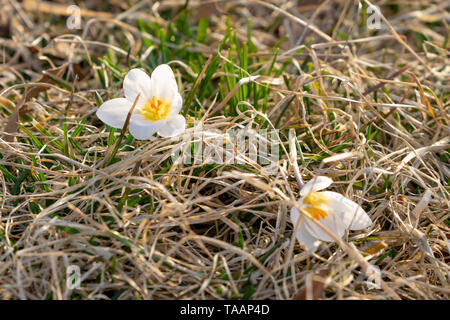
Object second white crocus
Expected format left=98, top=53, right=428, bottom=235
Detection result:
left=96, top=64, right=185, bottom=139
left=290, top=176, right=372, bottom=252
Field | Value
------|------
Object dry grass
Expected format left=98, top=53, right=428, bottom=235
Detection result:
left=0, top=0, right=449, bottom=300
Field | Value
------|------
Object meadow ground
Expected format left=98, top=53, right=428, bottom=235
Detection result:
left=0, top=0, right=449, bottom=300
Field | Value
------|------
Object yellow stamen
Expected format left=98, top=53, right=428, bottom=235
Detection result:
left=304, top=207, right=328, bottom=220
left=303, top=192, right=329, bottom=220
left=139, top=96, right=169, bottom=121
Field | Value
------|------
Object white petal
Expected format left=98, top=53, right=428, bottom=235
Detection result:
left=157, top=114, right=186, bottom=137
left=290, top=205, right=320, bottom=252
left=96, top=98, right=131, bottom=129
left=123, top=68, right=152, bottom=105
left=129, top=113, right=165, bottom=140
left=300, top=176, right=333, bottom=196
left=169, top=92, right=183, bottom=115
left=297, top=219, right=321, bottom=252
left=320, top=191, right=372, bottom=230
left=301, top=195, right=346, bottom=242
left=150, top=64, right=178, bottom=103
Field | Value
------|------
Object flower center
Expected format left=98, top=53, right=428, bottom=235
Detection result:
left=303, top=192, right=328, bottom=220
left=139, top=96, right=169, bottom=122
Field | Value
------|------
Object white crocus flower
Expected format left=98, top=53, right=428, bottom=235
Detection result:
left=96, top=65, right=185, bottom=139
left=290, top=176, right=372, bottom=252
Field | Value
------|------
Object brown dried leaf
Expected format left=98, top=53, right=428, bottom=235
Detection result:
left=196, top=3, right=218, bottom=20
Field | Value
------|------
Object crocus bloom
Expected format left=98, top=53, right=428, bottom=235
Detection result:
left=96, top=65, right=185, bottom=139
left=290, top=176, right=372, bottom=251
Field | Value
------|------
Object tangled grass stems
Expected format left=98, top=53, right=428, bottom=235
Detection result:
left=0, top=0, right=448, bottom=300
